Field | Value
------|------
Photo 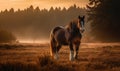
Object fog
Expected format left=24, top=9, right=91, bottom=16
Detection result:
left=0, top=5, right=90, bottom=43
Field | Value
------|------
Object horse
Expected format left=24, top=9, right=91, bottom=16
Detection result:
left=50, top=15, right=85, bottom=61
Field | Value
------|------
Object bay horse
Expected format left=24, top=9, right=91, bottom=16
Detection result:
left=50, top=15, right=85, bottom=61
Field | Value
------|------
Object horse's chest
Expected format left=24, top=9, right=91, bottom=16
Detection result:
left=65, top=30, right=81, bottom=42
left=72, top=36, right=81, bottom=43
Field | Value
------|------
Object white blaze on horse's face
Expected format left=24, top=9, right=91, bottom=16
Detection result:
left=78, top=20, right=85, bottom=33
left=54, top=51, right=59, bottom=60
left=81, top=21, right=84, bottom=29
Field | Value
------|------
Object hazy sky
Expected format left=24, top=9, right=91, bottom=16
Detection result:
left=0, top=0, right=89, bottom=11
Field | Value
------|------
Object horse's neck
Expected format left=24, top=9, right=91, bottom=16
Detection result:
left=65, top=20, right=78, bottom=31
left=65, top=25, right=71, bottom=33
left=65, top=25, right=69, bottom=30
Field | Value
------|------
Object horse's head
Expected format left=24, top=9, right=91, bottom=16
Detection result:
left=78, top=15, right=85, bottom=33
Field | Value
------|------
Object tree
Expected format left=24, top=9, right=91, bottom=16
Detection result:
left=0, top=5, right=86, bottom=42
left=35, top=6, right=40, bottom=13
left=87, top=0, right=120, bottom=42
left=49, top=7, right=54, bottom=13
left=0, top=30, right=17, bottom=43
left=9, top=8, right=14, bottom=13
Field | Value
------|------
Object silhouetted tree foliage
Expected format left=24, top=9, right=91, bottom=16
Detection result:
left=87, top=0, right=120, bottom=42
left=0, top=30, right=16, bottom=43
left=0, top=5, right=86, bottom=40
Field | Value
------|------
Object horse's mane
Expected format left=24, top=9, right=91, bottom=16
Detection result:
left=65, top=19, right=78, bottom=32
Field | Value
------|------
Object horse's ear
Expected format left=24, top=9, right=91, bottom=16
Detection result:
left=78, top=15, right=81, bottom=19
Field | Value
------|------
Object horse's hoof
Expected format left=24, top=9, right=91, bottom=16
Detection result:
left=54, top=57, right=59, bottom=60
left=54, top=55, right=59, bottom=60
left=70, top=59, right=74, bottom=61
left=69, top=57, right=74, bottom=61
left=74, top=56, right=78, bottom=60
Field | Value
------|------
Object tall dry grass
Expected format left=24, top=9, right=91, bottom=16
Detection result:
left=0, top=55, right=75, bottom=71
left=0, top=44, right=120, bottom=71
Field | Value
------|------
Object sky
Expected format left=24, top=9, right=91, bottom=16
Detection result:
left=0, top=0, right=89, bottom=11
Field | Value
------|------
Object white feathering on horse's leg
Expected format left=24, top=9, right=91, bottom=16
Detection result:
left=54, top=51, right=59, bottom=60
left=74, top=51, right=78, bottom=59
left=69, top=50, right=74, bottom=61
left=74, top=51, right=76, bottom=58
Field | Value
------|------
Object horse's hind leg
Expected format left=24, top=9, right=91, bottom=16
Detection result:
left=57, top=45, right=61, bottom=52
left=54, top=45, right=61, bottom=60
left=50, top=40, right=58, bottom=60
left=50, top=34, right=57, bottom=57
left=74, top=42, right=80, bottom=59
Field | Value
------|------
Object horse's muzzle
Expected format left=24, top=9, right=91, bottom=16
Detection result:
left=80, top=28, right=85, bottom=33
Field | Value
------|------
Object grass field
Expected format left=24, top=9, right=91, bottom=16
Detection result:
left=0, top=43, right=120, bottom=71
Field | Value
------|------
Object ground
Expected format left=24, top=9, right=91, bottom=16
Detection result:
left=0, top=43, right=120, bottom=71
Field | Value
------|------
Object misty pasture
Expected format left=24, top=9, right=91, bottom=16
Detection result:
left=0, top=0, right=120, bottom=71
left=0, top=43, right=120, bottom=71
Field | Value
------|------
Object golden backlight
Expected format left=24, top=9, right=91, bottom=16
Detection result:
left=0, top=0, right=89, bottom=11
left=19, top=39, right=49, bottom=44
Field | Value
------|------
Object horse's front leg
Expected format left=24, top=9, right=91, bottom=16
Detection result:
left=69, top=43, right=74, bottom=61
left=74, top=42, right=80, bottom=59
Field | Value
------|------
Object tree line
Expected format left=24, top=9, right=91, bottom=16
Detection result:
left=1, top=0, right=119, bottom=43
left=0, top=4, right=86, bottom=42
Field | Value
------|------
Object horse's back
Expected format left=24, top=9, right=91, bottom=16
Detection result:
left=51, top=26, right=62, bottom=34
left=51, top=26, right=69, bottom=45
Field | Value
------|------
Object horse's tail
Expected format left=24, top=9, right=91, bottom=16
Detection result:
left=50, top=30, right=56, bottom=57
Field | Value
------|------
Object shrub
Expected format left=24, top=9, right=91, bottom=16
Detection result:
left=0, top=30, right=16, bottom=43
